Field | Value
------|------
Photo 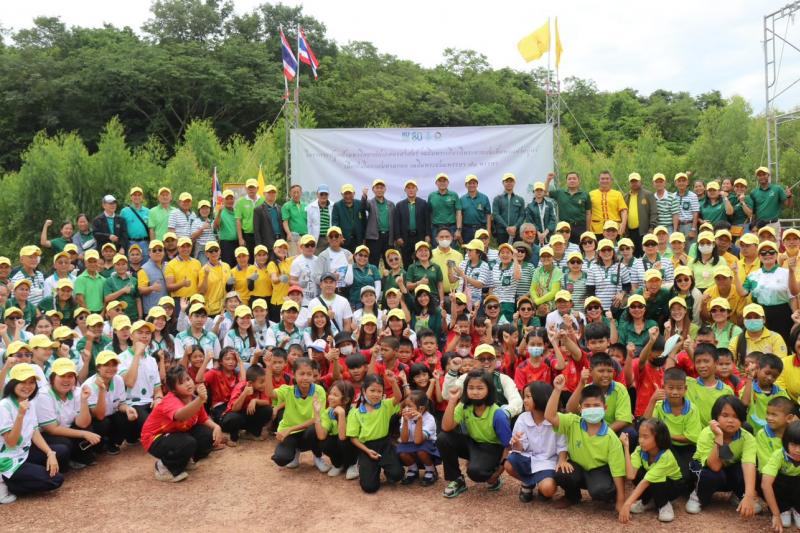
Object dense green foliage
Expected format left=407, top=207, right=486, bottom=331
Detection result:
left=1, top=0, right=800, bottom=257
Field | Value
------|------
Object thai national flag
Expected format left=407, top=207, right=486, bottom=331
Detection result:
left=298, top=27, right=319, bottom=80
left=211, top=167, right=222, bottom=211
left=280, top=29, right=298, bottom=82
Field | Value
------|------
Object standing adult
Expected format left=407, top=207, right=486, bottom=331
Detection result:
left=491, top=173, right=526, bottom=246
left=545, top=171, right=592, bottom=244
left=234, top=179, right=264, bottom=259
left=120, top=186, right=150, bottom=260
left=168, top=193, right=199, bottom=242
left=281, top=184, right=308, bottom=256
left=427, top=173, right=462, bottom=247
left=651, top=173, right=680, bottom=234
left=306, top=184, right=332, bottom=253
left=674, top=172, right=700, bottom=245
left=214, top=190, right=238, bottom=267
left=11, top=246, right=46, bottom=308
left=253, top=184, right=284, bottom=250
left=589, top=171, right=627, bottom=239
left=331, top=183, right=365, bottom=254
left=393, top=180, right=430, bottom=268
left=750, top=166, right=792, bottom=239
left=623, top=173, right=659, bottom=256
left=699, top=181, right=733, bottom=226
left=460, top=175, right=491, bottom=243
left=137, top=240, right=168, bottom=316
left=91, top=195, right=128, bottom=253
left=361, top=180, right=395, bottom=268
left=148, top=187, right=177, bottom=242
left=729, top=178, right=754, bottom=239
left=524, top=182, right=557, bottom=246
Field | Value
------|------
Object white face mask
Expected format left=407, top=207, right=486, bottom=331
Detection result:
left=698, top=244, right=714, bottom=255
left=438, top=239, right=451, bottom=249
left=340, top=345, right=354, bottom=356
left=457, top=347, right=470, bottom=357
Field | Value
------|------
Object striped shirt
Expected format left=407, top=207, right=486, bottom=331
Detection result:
left=460, top=259, right=492, bottom=305
left=675, top=191, right=700, bottom=223
left=194, top=218, right=215, bottom=257
left=516, top=262, right=536, bottom=300
left=631, top=255, right=675, bottom=287
left=10, top=269, right=46, bottom=307
left=586, top=261, right=631, bottom=309
left=562, top=271, right=588, bottom=312
left=168, top=209, right=200, bottom=239
left=319, top=205, right=331, bottom=237
left=491, top=263, right=518, bottom=304
left=654, top=190, right=679, bottom=228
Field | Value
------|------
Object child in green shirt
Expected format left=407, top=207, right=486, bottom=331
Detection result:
left=566, top=354, right=634, bottom=439
left=619, top=418, right=683, bottom=523
left=313, top=379, right=357, bottom=478
left=740, top=353, right=790, bottom=434
left=755, top=396, right=797, bottom=474
left=761, top=421, right=800, bottom=531
left=685, top=343, right=734, bottom=425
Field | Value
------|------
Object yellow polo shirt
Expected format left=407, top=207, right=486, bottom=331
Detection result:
left=589, top=189, right=626, bottom=234
left=728, top=328, right=788, bottom=359
left=776, top=354, right=800, bottom=402
left=231, top=264, right=257, bottom=304
left=267, top=258, right=293, bottom=306
left=251, top=265, right=273, bottom=298
left=432, top=247, right=464, bottom=294
left=703, top=285, right=749, bottom=325
left=164, top=256, right=201, bottom=298
left=198, top=261, right=231, bottom=315
left=737, top=258, right=761, bottom=284
left=628, top=192, right=639, bottom=230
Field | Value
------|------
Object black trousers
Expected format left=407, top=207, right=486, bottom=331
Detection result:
left=148, top=424, right=213, bottom=476
left=220, top=239, right=238, bottom=268
left=272, top=427, right=320, bottom=466
left=627, top=230, right=644, bottom=257
left=127, top=404, right=152, bottom=443
left=44, top=433, right=97, bottom=467
left=367, top=231, right=391, bottom=268
left=398, top=231, right=421, bottom=268
left=243, top=232, right=255, bottom=263
left=221, top=405, right=273, bottom=441
left=634, top=469, right=681, bottom=507
left=692, top=460, right=745, bottom=505
left=209, top=403, right=227, bottom=425
left=320, top=435, right=358, bottom=469
left=92, top=411, right=130, bottom=447
left=774, top=473, right=800, bottom=511
left=568, top=222, right=587, bottom=245
left=357, top=436, right=404, bottom=493
left=554, top=460, right=617, bottom=503
left=2, top=445, right=67, bottom=495
left=437, top=430, right=504, bottom=482
left=671, top=444, right=696, bottom=492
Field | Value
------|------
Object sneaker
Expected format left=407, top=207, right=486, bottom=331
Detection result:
left=753, top=498, right=763, bottom=515
left=443, top=478, right=468, bottom=498
left=154, top=460, right=189, bottom=483
left=345, top=464, right=359, bottom=480
left=685, top=490, right=702, bottom=514
left=327, top=466, right=343, bottom=477
left=186, top=459, right=198, bottom=471
left=106, top=443, right=121, bottom=456
left=781, top=510, right=793, bottom=528
left=421, top=469, right=437, bottom=487
left=658, top=501, right=675, bottom=523
left=401, top=469, right=419, bottom=485
left=519, top=485, right=534, bottom=503
left=487, top=477, right=503, bottom=492
left=285, top=451, right=300, bottom=469
left=313, top=455, right=332, bottom=473
left=631, top=500, right=655, bottom=514
left=69, top=461, right=88, bottom=470
left=0, top=481, right=16, bottom=505
left=792, top=508, right=800, bottom=527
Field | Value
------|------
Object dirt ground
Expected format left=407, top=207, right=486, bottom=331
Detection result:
left=0, top=440, right=779, bottom=532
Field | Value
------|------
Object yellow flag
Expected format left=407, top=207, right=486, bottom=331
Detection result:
left=555, top=17, right=563, bottom=69
left=257, top=165, right=266, bottom=197
left=517, top=20, right=550, bottom=63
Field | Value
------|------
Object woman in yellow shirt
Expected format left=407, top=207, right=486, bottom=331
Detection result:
left=267, top=239, right=292, bottom=323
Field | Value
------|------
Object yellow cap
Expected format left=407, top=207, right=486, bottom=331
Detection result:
left=222, top=189, right=235, bottom=198
left=651, top=226, right=668, bottom=236
left=13, top=279, right=31, bottom=290
left=106, top=300, right=128, bottom=312
left=131, top=320, right=155, bottom=333
left=483, top=294, right=500, bottom=306
left=597, top=239, right=615, bottom=250
left=555, top=222, right=571, bottom=232
left=235, top=246, right=249, bottom=257
left=674, top=172, right=688, bottom=181
left=668, top=296, right=688, bottom=309
left=603, top=220, right=620, bottom=231
left=497, top=243, right=514, bottom=254
left=643, top=269, right=662, bottom=282
left=580, top=231, right=596, bottom=242
left=734, top=178, right=748, bottom=187
left=360, top=314, right=378, bottom=326
left=555, top=290, right=572, bottom=302
left=51, top=358, right=78, bottom=376
left=584, top=296, right=602, bottom=308
left=402, top=179, right=417, bottom=189
left=784, top=228, right=800, bottom=240
left=475, top=229, right=490, bottom=239
left=326, top=226, right=342, bottom=237
left=19, top=245, right=42, bottom=257
left=642, top=234, right=658, bottom=245
left=713, top=265, right=733, bottom=278
left=86, top=314, right=104, bottom=327
left=309, top=305, right=328, bottom=318
left=706, top=181, right=720, bottom=191
left=372, top=178, right=386, bottom=187
left=189, top=294, right=205, bottom=304
left=756, top=166, right=770, bottom=175
left=234, top=305, right=253, bottom=319
left=147, top=239, right=164, bottom=251
left=627, top=294, right=646, bottom=307
left=415, top=284, right=431, bottom=295
left=129, top=186, right=143, bottom=196
left=463, top=239, right=484, bottom=251
left=464, top=175, right=478, bottom=184
left=415, top=241, right=431, bottom=251
left=29, top=334, right=58, bottom=349
left=246, top=178, right=258, bottom=188
left=549, top=234, right=565, bottom=246
left=101, top=243, right=117, bottom=253
left=250, top=298, right=268, bottom=310
left=254, top=244, right=269, bottom=255
left=177, top=237, right=192, bottom=247
left=0, top=257, right=10, bottom=266
left=354, top=244, right=370, bottom=256
left=52, top=326, right=77, bottom=340
left=112, top=315, right=131, bottom=331
left=299, top=234, right=316, bottom=247
left=52, top=251, right=70, bottom=264
left=264, top=184, right=277, bottom=194
left=188, top=303, right=207, bottom=315
left=709, top=297, right=731, bottom=311
left=204, top=241, right=220, bottom=252
left=674, top=265, right=693, bottom=279
left=112, top=253, right=128, bottom=264
left=435, top=173, right=449, bottom=182
left=158, top=296, right=175, bottom=307
left=45, top=310, right=63, bottom=320
left=759, top=241, right=779, bottom=253
left=759, top=225, right=777, bottom=237
left=699, top=222, right=714, bottom=232
left=533, top=182, right=545, bottom=190
left=386, top=308, right=406, bottom=321
left=453, top=292, right=468, bottom=304
left=198, top=200, right=211, bottom=210
left=474, top=344, right=496, bottom=359
left=9, top=363, right=37, bottom=382
left=336, top=183, right=354, bottom=195
left=617, top=238, right=634, bottom=249
left=158, top=187, right=171, bottom=195
left=567, top=251, right=583, bottom=263
left=539, top=245, right=554, bottom=257
left=95, top=350, right=120, bottom=366
left=743, top=303, right=765, bottom=317
left=281, top=300, right=300, bottom=313
left=63, top=243, right=78, bottom=254
left=652, top=173, right=666, bottom=182
left=84, top=249, right=101, bottom=262
left=274, top=239, right=288, bottom=248
left=502, top=172, right=516, bottom=182
left=697, top=231, right=715, bottom=243
left=739, top=233, right=759, bottom=245
left=146, top=306, right=167, bottom=319
left=628, top=172, right=642, bottom=182
left=669, top=232, right=685, bottom=243
left=178, top=192, right=192, bottom=202
left=3, top=306, right=22, bottom=319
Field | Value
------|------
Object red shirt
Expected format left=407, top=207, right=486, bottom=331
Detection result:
left=673, top=351, right=698, bottom=378
left=224, top=381, right=270, bottom=414
left=500, top=350, right=521, bottom=378
left=141, top=392, right=209, bottom=452
left=550, top=352, right=587, bottom=392
left=203, top=369, right=241, bottom=407
left=272, top=373, right=292, bottom=388
left=372, top=359, right=408, bottom=398
left=515, top=359, right=552, bottom=390
left=632, top=359, right=665, bottom=417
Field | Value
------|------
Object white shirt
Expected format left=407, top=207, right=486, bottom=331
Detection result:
left=400, top=410, right=437, bottom=443
left=510, top=412, right=567, bottom=473
left=0, top=397, right=38, bottom=476
left=307, top=294, right=353, bottom=332
left=36, top=387, right=82, bottom=429
left=290, top=255, right=320, bottom=306
left=117, top=348, right=161, bottom=406
left=545, top=309, right=586, bottom=331
left=84, top=374, right=127, bottom=416
left=327, top=249, right=352, bottom=289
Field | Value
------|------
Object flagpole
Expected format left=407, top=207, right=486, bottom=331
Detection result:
left=294, top=24, right=300, bottom=129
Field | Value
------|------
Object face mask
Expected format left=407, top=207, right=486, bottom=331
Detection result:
left=339, top=345, right=353, bottom=356
left=698, top=244, right=714, bottom=255
left=580, top=406, right=605, bottom=424
left=438, top=239, right=451, bottom=249
left=457, top=347, right=470, bottom=357
left=527, top=346, right=544, bottom=358
left=744, top=319, right=764, bottom=332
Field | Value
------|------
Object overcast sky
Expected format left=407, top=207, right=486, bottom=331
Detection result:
left=3, top=0, right=799, bottom=113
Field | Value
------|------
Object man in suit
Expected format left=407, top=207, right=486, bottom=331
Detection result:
left=361, top=179, right=396, bottom=267
left=253, top=184, right=284, bottom=250
left=91, top=194, right=129, bottom=253
left=331, top=183, right=365, bottom=253
left=393, top=179, right=430, bottom=268
left=491, top=173, right=526, bottom=245
left=623, top=172, right=659, bottom=256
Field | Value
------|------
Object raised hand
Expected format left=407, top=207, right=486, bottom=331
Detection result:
left=448, top=385, right=462, bottom=402
left=196, top=383, right=208, bottom=403
left=553, top=374, right=566, bottom=391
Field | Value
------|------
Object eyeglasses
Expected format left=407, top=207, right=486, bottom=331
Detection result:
left=519, top=306, right=533, bottom=311
left=476, top=357, right=495, bottom=362
left=711, top=308, right=727, bottom=313
left=303, top=244, right=315, bottom=248
left=486, top=305, right=499, bottom=310
left=558, top=229, right=570, bottom=234
left=568, top=260, right=582, bottom=265
left=580, top=240, right=595, bottom=246
left=760, top=250, right=777, bottom=256
left=387, top=256, right=399, bottom=262
left=14, top=351, right=32, bottom=358
left=585, top=305, right=601, bottom=311
left=629, top=304, right=645, bottom=310
left=675, top=277, right=691, bottom=283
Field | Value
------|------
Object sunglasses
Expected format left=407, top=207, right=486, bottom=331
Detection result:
left=387, top=256, right=399, bottom=262
left=558, top=229, right=570, bottom=233
left=619, top=246, right=630, bottom=251
left=568, top=260, right=582, bottom=265
left=711, top=307, right=727, bottom=313
left=629, top=304, right=645, bottom=310
left=585, top=305, right=601, bottom=311
left=760, top=250, right=777, bottom=256
left=486, top=305, right=499, bottom=310
left=151, top=248, right=164, bottom=252
left=580, top=240, right=595, bottom=245
left=476, top=357, right=495, bottom=362
left=207, top=249, right=219, bottom=253
left=675, top=277, right=691, bottom=283
left=14, top=351, right=32, bottom=358
left=519, top=306, right=533, bottom=311
left=303, top=244, right=315, bottom=248
left=644, top=242, right=657, bottom=247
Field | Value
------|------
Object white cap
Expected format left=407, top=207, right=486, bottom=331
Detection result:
left=102, top=194, right=117, bottom=203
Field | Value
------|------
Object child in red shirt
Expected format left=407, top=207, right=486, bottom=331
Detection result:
left=180, top=345, right=212, bottom=384
left=716, top=348, right=745, bottom=394
left=199, top=347, right=245, bottom=422
left=142, top=366, right=222, bottom=482
left=515, top=328, right=552, bottom=390
left=414, top=330, right=442, bottom=370
left=625, top=327, right=666, bottom=418
left=368, top=337, right=409, bottom=399
left=220, top=365, right=272, bottom=445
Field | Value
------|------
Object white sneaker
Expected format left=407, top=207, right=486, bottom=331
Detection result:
left=658, top=501, right=675, bottom=522
left=345, top=464, right=359, bottom=480
left=154, top=460, right=189, bottom=483
left=285, top=451, right=300, bottom=469
left=630, top=500, right=654, bottom=514
left=327, top=466, right=343, bottom=477
left=314, top=455, right=332, bottom=473
left=0, top=480, right=16, bottom=504
left=792, top=508, right=800, bottom=528
left=782, top=510, right=793, bottom=528
left=186, top=459, right=198, bottom=471
left=753, top=498, right=763, bottom=515
left=685, top=490, right=702, bottom=514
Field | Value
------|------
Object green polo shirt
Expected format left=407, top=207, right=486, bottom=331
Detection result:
left=103, top=273, right=139, bottom=321
left=281, top=200, right=308, bottom=235
left=234, top=196, right=264, bottom=234
left=6, top=298, right=36, bottom=326
left=653, top=399, right=702, bottom=446
left=602, top=381, right=633, bottom=425
left=453, top=403, right=504, bottom=444
left=76, top=334, right=111, bottom=376
left=428, top=190, right=461, bottom=226
left=617, top=319, right=658, bottom=350
left=741, top=383, right=789, bottom=433
left=148, top=205, right=177, bottom=240
left=556, top=412, right=625, bottom=476
left=755, top=426, right=783, bottom=473
left=686, top=377, right=734, bottom=426
left=460, top=192, right=491, bottom=226
left=274, top=383, right=326, bottom=434
left=550, top=188, right=591, bottom=225
left=50, top=237, right=69, bottom=253
left=320, top=407, right=341, bottom=436
left=631, top=447, right=683, bottom=483
left=346, top=398, right=400, bottom=442
left=37, top=297, right=77, bottom=327
left=694, top=426, right=756, bottom=467
left=729, top=195, right=753, bottom=225
left=763, top=448, right=800, bottom=477
left=700, top=199, right=727, bottom=224
left=750, top=184, right=787, bottom=221
left=408, top=201, right=416, bottom=231
left=634, top=287, right=671, bottom=324
left=74, top=270, right=106, bottom=312
left=217, top=208, right=237, bottom=241
left=376, top=199, right=389, bottom=232
left=405, top=262, right=442, bottom=287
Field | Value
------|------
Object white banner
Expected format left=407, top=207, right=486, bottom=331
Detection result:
left=290, top=124, right=553, bottom=202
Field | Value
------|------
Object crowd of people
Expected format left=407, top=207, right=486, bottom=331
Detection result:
left=5, top=166, right=800, bottom=530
